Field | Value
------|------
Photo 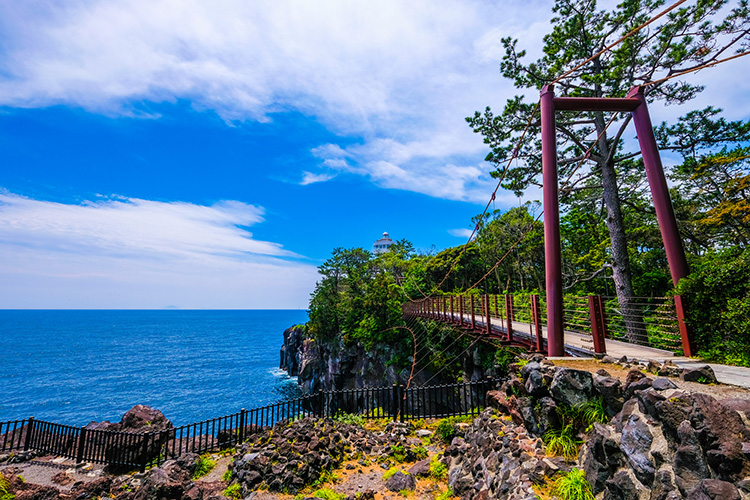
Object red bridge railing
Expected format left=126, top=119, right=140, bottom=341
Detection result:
left=403, top=293, right=689, bottom=356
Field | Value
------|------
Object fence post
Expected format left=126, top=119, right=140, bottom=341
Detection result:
left=317, top=390, right=325, bottom=418
left=588, top=295, right=607, bottom=354
left=75, top=427, right=87, bottom=464
left=239, top=408, right=246, bottom=444
left=470, top=295, right=476, bottom=330
left=391, top=385, right=399, bottom=421
left=484, top=294, right=491, bottom=335
left=398, top=385, right=405, bottom=423
left=139, top=432, right=151, bottom=473
left=674, top=295, right=696, bottom=357
left=23, top=417, right=34, bottom=451
left=505, top=295, right=514, bottom=343
left=531, top=295, right=544, bottom=353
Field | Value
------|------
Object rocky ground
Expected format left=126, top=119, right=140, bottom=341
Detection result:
left=3, top=355, right=750, bottom=500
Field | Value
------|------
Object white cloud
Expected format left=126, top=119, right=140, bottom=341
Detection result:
left=1, top=0, right=746, bottom=206
left=0, top=192, right=318, bottom=308
left=448, top=227, right=474, bottom=239
left=300, top=171, right=336, bottom=185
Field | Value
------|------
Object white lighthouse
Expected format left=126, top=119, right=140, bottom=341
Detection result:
left=372, top=231, right=394, bottom=254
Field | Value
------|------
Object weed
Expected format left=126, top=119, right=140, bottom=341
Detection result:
left=382, top=467, right=401, bottom=481
left=435, top=415, right=472, bottom=443
left=435, top=487, right=456, bottom=500
left=429, top=456, right=447, bottom=480
left=544, top=425, right=581, bottom=459
left=580, top=397, right=609, bottom=428
left=413, top=446, right=428, bottom=461
left=222, top=484, right=241, bottom=500
left=0, top=473, right=15, bottom=500
left=398, top=490, right=411, bottom=497
left=191, top=454, right=217, bottom=480
left=333, top=412, right=366, bottom=427
left=221, top=470, right=232, bottom=482
left=312, top=489, right=344, bottom=500
left=390, top=444, right=406, bottom=463
left=411, top=418, right=426, bottom=430
left=293, top=495, right=305, bottom=500
left=311, top=469, right=339, bottom=489
left=552, top=468, right=595, bottom=500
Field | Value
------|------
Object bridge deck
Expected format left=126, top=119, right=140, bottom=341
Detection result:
left=430, top=312, right=750, bottom=389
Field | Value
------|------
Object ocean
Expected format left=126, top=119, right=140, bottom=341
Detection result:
left=0, top=310, right=308, bottom=426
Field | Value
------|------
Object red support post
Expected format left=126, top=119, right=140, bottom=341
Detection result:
left=470, top=295, right=476, bottom=330
left=628, top=87, right=690, bottom=287
left=674, top=295, right=695, bottom=357
left=541, top=85, right=564, bottom=357
left=450, top=296, right=454, bottom=323
left=531, top=295, right=544, bottom=353
left=588, top=295, right=607, bottom=355
left=459, top=296, right=464, bottom=327
left=505, top=294, right=514, bottom=343
left=484, top=294, right=491, bottom=335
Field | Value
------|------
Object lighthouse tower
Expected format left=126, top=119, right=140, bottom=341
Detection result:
left=372, top=232, right=394, bottom=255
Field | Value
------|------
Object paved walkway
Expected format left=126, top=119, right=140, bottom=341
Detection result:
left=427, top=311, right=750, bottom=389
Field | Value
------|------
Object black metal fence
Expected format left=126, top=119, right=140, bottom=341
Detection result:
left=0, top=378, right=498, bottom=472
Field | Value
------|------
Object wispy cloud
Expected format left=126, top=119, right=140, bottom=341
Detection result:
left=448, top=227, right=474, bottom=239
left=300, top=171, right=336, bottom=185
left=0, top=192, right=318, bottom=308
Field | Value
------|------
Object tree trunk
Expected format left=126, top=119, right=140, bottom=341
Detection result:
left=594, top=112, right=643, bottom=344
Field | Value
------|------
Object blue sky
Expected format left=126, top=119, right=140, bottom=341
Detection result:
left=1, top=0, right=748, bottom=309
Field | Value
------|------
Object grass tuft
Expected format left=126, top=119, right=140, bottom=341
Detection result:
left=552, top=469, right=595, bottom=500
left=191, top=454, right=216, bottom=480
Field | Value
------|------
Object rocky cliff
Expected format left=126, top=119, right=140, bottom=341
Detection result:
left=279, top=324, right=497, bottom=392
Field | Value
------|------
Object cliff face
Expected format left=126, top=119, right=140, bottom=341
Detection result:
left=279, top=324, right=497, bottom=393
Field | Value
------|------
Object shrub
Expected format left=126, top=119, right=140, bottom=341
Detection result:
left=222, top=484, right=241, bottom=500
left=191, top=454, right=216, bottom=480
left=435, top=415, right=473, bottom=443
left=312, top=488, right=345, bottom=500
left=390, top=444, right=406, bottom=463
left=552, top=468, right=595, bottom=500
left=429, top=456, right=447, bottom=480
left=333, top=411, right=365, bottom=427
left=676, top=246, right=750, bottom=366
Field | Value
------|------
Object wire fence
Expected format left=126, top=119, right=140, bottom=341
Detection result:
left=0, top=378, right=499, bottom=472
left=405, top=292, right=686, bottom=354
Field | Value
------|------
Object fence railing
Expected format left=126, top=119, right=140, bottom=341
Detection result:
left=0, top=378, right=498, bottom=472
left=404, top=293, right=688, bottom=355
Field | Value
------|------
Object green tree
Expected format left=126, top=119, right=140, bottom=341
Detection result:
left=467, top=0, right=749, bottom=340
left=474, top=203, right=545, bottom=292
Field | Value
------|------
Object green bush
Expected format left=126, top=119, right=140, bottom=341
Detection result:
left=429, top=456, right=447, bottom=480
left=333, top=411, right=366, bottom=427
left=435, top=415, right=472, bottom=443
left=191, top=454, right=216, bottom=480
left=677, top=246, right=750, bottom=366
left=312, top=488, right=345, bottom=500
left=222, top=484, right=241, bottom=500
left=552, top=468, right=595, bottom=500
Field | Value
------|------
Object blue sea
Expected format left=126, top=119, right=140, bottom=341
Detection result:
left=0, top=310, right=308, bottom=427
